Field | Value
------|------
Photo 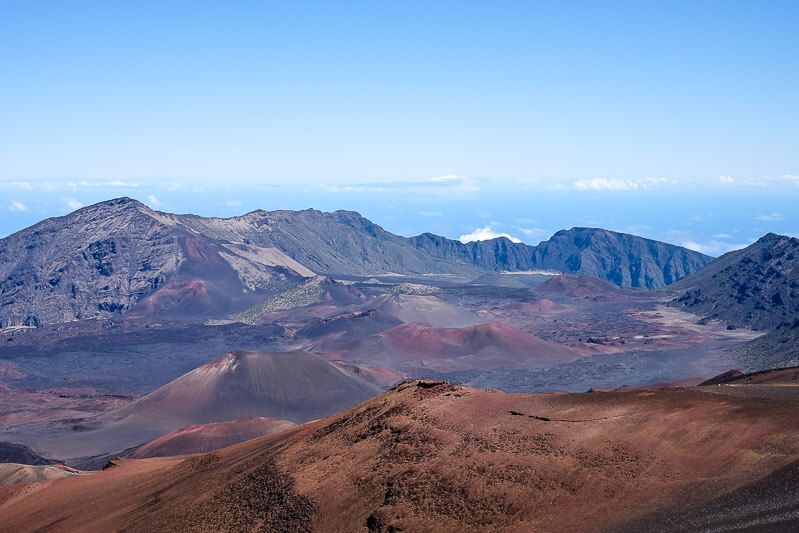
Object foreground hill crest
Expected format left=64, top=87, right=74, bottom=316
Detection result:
left=2, top=379, right=799, bottom=531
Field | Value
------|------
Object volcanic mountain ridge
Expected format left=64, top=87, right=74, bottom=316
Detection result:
left=0, top=198, right=713, bottom=326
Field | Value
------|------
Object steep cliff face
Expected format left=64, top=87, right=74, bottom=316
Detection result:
left=410, top=228, right=712, bottom=288
left=531, top=227, right=713, bottom=289
left=409, top=233, right=538, bottom=272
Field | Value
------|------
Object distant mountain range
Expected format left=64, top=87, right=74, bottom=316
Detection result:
left=175, top=203, right=712, bottom=285
left=411, top=226, right=712, bottom=287
left=0, top=197, right=712, bottom=326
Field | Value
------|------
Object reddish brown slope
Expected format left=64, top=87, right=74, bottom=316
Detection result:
left=110, top=351, right=382, bottom=426
left=2, top=381, right=799, bottom=532
left=703, top=365, right=799, bottom=385
left=379, top=322, right=582, bottom=369
left=128, top=234, right=312, bottom=319
left=306, top=321, right=581, bottom=372
left=26, top=351, right=381, bottom=460
left=130, top=417, right=296, bottom=459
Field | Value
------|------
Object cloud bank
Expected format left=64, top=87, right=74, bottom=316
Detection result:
left=756, top=212, right=784, bottom=222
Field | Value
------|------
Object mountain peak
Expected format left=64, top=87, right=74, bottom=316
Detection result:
left=757, top=232, right=795, bottom=244
left=72, top=197, right=156, bottom=218
left=92, top=197, right=147, bottom=209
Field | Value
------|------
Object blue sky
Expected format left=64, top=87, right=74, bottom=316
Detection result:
left=1, top=1, right=798, bottom=254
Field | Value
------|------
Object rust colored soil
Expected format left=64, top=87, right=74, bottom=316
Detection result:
left=1, top=381, right=798, bottom=532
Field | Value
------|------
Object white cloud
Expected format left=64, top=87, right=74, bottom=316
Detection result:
left=3, top=179, right=142, bottom=191
left=459, top=226, right=522, bottom=244
left=516, top=227, right=546, bottom=237
left=323, top=175, right=481, bottom=196
left=682, top=240, right=751, bottom=256
left=617, top=224, right=652, bottom=235
left=418, top=210, right=443, bottom=217
left=692, top=213, right=714, bottom=223
left=427, top=174, right=481, bottom=194
left=225, top=200, right=242, bottom=207
left=147, top=194, right=161, bottom=207
left=62, top=197, right=84, bottom=210
left=742, top=174, right=799, bottom=187
left=525, top=173, right=799, bottom=191
left=574, top=178, right=639, bottom=191
left=8, top=200, right=27, bottom=212
left=0, top=180, right=34, bottom=191
left=572, top=177, right=675, bottom=191
left=712, top=233, right=733, bottom=239
left=323, top=184, right=387, bottom=193
left=756, top=212, right=784, bottom=222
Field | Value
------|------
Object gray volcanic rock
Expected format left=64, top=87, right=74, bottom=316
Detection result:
left=530, top=227, right=712, bottom=288
left=672, top=233, right=799, bottom=330
left=353, top=293, right=484, bottom=328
